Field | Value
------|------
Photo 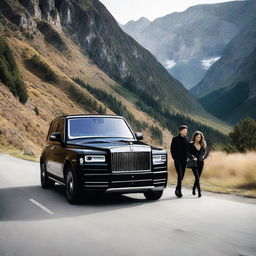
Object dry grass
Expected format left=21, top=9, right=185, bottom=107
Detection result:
left=0, top=33, right=172, bottom=158
left=168, top=151, right=256, bottom=198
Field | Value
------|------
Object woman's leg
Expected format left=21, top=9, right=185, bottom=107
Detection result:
left=198, top=161, right=204, bottom=177
left=193, top=161, right=204, bottom=193
left=192, top=166, right=201, bottom=197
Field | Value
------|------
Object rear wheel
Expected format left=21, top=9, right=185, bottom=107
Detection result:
left=144, top=190, right=163, bottom=200
left=65, top=164, right=81, bottom=204
left=40, top=161, right=55, bottom=189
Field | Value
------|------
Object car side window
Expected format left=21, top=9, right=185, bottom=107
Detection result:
left=47, top=120, right=59, bottom=141
left=57, top=118, right=64, bottom=141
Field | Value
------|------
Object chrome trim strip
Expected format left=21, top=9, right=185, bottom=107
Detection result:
left=48, top=176, right=65, bottom=185
left=112, top=179, right=152, bottom=183
left=153, top=178, right=166, bottom=182
left=106, top=186, right=155, bottom=192
left=84, top=185, right=109, bottom=187
left=84, top=173, right=111, bottom=176
left=152, top=171, right=168, bottom=174
left=82, top=169, right=109, bottom=171
left=153, top=166, right=167, bottom=169
left=110, top=146, right=151, bottom=153
left=153, top=181, right=167, bottom=184
left=112, top=170, right=151, bottom=173
left=84, top=181, right=109, bottom=184
left=112, top=171, right=152, bottom=175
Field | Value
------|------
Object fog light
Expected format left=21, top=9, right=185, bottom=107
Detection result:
left=79, top=158, right=84, bottom=164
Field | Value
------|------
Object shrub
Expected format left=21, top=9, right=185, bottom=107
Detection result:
left=149, top=125, right=163, bottom=144
left=27, top=54, right=58, bottom=82
left=68, top=85, right=104, bottom=113
left=0, top=37, right=28, bottom=103
left=34, top=106, right=40, bottom=116
left=228, top=117, right=256, bottom=152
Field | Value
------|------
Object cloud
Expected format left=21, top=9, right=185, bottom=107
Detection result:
left=163, top=59, right=176, bottom=69
left=201, top=56, right=221, bottom=70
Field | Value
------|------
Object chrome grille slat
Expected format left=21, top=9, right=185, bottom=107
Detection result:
left=111, top=152, right=151, bottom=173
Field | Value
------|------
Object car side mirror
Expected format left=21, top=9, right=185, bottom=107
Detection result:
left=50, top=132, right=61, bottom=142
left=135, top=132, right=143, bottom=140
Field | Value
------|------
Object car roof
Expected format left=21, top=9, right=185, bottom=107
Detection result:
left=54, top=114, right=124, bottom=120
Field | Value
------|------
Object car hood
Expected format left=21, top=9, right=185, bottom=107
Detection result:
left=66, top=140, right=151, bottom=152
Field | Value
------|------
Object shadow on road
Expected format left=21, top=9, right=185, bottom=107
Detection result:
left=0, top=184, right=158, bottom=222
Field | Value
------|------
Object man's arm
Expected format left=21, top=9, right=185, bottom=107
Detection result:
left=170, top=137, right=177, bottom=160
left=186, top=142, right=194, bottom=160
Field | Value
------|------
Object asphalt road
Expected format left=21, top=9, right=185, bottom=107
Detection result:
left=0, top=154, right=256, bottom=256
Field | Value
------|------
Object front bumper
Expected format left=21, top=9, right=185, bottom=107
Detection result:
left=78, top=162, right=168, bottom=193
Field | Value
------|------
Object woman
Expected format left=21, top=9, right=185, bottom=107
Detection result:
left=186, top=131, right=207, bottom=197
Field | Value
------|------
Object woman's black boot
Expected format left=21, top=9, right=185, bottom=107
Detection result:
left=198, top=187, right=201, bottom=197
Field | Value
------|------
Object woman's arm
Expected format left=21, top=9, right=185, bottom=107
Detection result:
left=199, top=147, right=207, bottom=161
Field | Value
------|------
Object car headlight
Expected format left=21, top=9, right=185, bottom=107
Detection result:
left=84, top=155, right=106, bottom=163
left=153, top=154, right=167, bottom=165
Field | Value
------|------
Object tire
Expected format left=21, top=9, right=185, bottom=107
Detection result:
left=40, top=161, right=55, bottom=189
left=65, top=164, right=81, bottom=204
left=144, top=190, right=163, bottom=200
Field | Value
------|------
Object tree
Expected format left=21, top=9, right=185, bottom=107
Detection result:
left=228, top=117, right=256, bottom=152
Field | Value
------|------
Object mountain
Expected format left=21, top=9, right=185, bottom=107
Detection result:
left=0, top=0, right=230, bottom=157
left=120, top=17, right=150, bottom=39
left=121, top=0, right=256, bottom=89
left=192, top=18, right=256, bottom=124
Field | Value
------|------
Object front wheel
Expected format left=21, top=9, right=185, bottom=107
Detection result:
left=144, top=190, right=163, bottom=200
left=40, top=161, right=55, bottom=189
left=65, top=165, right=81, bottom=204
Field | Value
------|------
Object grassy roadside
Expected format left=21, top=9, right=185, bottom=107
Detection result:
left=168, top=151, right=256, bottom=198
left=0, top=146, right=39, bottom=162
left=168, top=179, right=256, bottom=199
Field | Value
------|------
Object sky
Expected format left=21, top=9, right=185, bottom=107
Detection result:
left=99, top=0, right=241, bottom=24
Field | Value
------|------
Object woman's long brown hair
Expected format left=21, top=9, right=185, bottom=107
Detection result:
left=191, top=131, right=207, bottom=148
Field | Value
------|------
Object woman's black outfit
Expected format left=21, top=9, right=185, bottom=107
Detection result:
left=186, top=142, right=207, bottom=197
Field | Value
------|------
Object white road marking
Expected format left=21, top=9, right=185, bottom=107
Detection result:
left=29, top=198, right=54, bottom=215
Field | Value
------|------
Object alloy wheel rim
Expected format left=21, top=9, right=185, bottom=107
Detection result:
left=41, top=164, right=46, bottom=183
left=67, top=172, right=74, bottom=196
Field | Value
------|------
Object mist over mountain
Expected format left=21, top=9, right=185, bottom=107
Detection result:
left=121, top=0, right=256, bottom=89
left=192, top=17, right=256, bottom=124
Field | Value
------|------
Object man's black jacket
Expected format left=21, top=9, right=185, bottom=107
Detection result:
left=170, top=134, right=189, bottom=162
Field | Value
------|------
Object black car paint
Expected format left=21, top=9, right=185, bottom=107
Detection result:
left=40, top=115, right=168, bottom=194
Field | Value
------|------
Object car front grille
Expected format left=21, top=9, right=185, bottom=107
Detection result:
left=111, top=152, right=151, bottom=173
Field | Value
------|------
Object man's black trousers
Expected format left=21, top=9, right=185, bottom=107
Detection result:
left=174, top=159, right=186, bottom=192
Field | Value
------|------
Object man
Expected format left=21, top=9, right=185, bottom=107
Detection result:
left=170, top=125, right=189, bottom=198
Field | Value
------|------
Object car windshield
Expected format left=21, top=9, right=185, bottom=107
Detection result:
left=68, top=117, right=134, bottom=139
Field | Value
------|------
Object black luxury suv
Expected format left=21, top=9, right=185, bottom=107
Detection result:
left=40, top=115, right=168, bottom=203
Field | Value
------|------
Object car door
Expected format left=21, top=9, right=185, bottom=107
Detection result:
left=46, top=119, right=60, bottom=176
left=53, top=118, right=67, bottom=178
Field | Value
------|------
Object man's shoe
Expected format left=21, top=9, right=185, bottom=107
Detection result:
left=175, top=190, right=183, bottom=198
left=175, top=190, right=182, bottom=198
